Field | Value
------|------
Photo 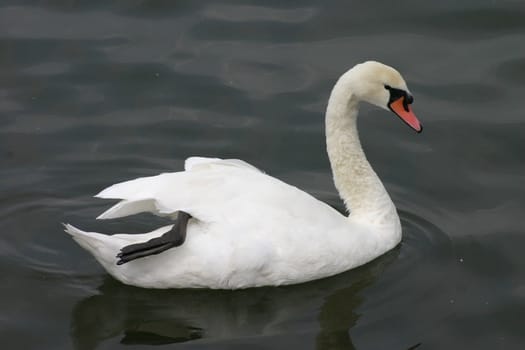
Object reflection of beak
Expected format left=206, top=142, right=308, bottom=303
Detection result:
left=388, top=96, right=422, bottom=133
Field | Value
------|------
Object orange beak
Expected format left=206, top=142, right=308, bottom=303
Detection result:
left=388, top=96, right=422, bottom=133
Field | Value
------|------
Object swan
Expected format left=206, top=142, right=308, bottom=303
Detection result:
left=64, top=61, right=422, bottom=289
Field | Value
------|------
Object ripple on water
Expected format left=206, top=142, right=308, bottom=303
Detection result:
left=493, top=57, right=525, bottom=86
left=202, top=4, right=317, bottom=24
left=347, top=207, right=459, bottom=349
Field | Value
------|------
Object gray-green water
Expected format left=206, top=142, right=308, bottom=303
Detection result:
left=1, top=1, right=524, bottom=349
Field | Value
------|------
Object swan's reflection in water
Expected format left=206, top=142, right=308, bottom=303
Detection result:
left=71, top=249, right=398, bottom=350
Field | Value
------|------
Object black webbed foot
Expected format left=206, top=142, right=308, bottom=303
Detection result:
left=116, top=211, right=192, bottom=265
left=116, top=237, right=178, bottom=265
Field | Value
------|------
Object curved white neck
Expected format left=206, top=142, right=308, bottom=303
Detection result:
left=325, top=72, right=399, bottom=227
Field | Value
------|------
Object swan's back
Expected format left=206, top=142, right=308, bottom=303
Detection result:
left=96, top=157, right=345, bottom=229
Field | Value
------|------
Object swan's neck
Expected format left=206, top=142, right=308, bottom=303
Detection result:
left=325, top=73, right=399, bottom=227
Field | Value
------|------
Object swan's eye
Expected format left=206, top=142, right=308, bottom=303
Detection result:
left=384, top=84, right=391, bottom=90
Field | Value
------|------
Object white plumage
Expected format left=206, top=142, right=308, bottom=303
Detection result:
left=65, top=61, right=421, bottom=289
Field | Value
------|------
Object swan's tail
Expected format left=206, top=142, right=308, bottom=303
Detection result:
left=63, top=224, right=124, bottom=267
left=64, top=223, right=175, bottom=283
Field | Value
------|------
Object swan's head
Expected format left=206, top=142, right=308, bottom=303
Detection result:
left=348, top=61, right=422, bottom=133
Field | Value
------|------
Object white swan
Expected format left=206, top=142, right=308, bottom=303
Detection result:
left=65, top=61, right=422, bottom=289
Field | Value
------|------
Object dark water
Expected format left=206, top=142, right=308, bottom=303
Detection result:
left=1, top=1, right=524, bottom=349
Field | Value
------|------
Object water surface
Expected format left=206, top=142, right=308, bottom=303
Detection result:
left=1, top=1, right=524, bottom=349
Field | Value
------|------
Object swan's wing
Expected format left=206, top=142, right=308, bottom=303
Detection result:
left=95, top=157, right=341, bottom=227
left=96, top=156, right=260, bottom=207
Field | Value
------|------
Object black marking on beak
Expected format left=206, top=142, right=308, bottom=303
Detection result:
left=384, top=85, right=413, bottom=111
